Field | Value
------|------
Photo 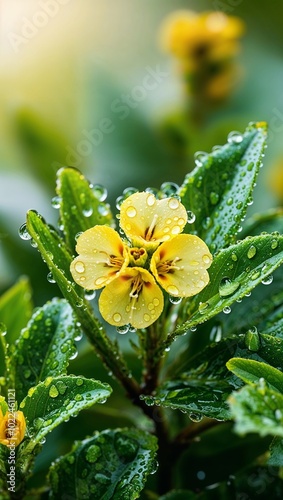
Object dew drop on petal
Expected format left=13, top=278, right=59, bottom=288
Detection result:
left=167, top=285, right=179, bottom=296
left=202, top=255, right=211, bottom=265
left=74, top=261, right=85, bottom=274
left=126, top=206, right=137, bottom=218
left=168, top=198, right=180, bottom=210
left=144, top=314, right=150, bottom=322
left=146, top=194, right=155, bottom=206
left=113, top=313, right=122, bottom=323
left=171, top=225, right=181, bottom=235
left=153, top=298, right=160, bottom=306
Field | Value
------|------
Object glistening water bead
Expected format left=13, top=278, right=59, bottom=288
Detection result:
left=19, top=223, right=32, bottom=240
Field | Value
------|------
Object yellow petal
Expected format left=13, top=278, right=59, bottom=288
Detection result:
left=150, top=234, right=212, bottom=297
left=0, top=410, right=26, bottom=447
left=70, top=226, right=129, bottom=289
left=99, top=267, right=164, bottom=329
left=120, top=192, right=188, bottom=248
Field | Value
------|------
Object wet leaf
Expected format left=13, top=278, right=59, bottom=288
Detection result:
left=49, top=428, right=158, bottom=500
left=19, top=376, right=111, bottom=446
left=172, top=233, right=283, bottom=339
left=269, top=437, right=283, bottom=467
left=226, top=358, right=283, bottom=393
left=179, top=122, right=267, bottom=252
left=228, top=382, right=283, bottom=437
left=0, top=277, right=33, bottom=344
left=56, top=167, right=113, bottom=254
left=9, top=298, right=82, bottom=404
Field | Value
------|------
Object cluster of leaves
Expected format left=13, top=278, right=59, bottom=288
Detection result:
left=1, top=122, right=283, bottom=498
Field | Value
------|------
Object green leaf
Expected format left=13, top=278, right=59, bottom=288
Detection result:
left=19, top=376, right=111, bottom=445
left=268, top=437, right=283, bottom=467
left=0, top=323, right=6, bottom=379
left=0, top=277, right=33, bottom=345
left=56, top=167, right=113, bottom=254
left=242, top=208, right=283, bottom=237
left=226, top=358, right=283, bottom=393
left=179, top=122, right=267, bottom=252
left=172, top=233, right=283, bottom=339
left=9, top=298, right=81, bottom=404
left=48, top=428, right=158, bottom=500
left=228, top=383, right=283, bottom=437
left=151, top=379, right=231, bottom=421
left=26, top=210, right=135, bottom=388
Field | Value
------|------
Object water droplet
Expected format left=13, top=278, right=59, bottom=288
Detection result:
left=227, top=131, right=243, bottom=144
left=47, top=272, right=56, bottom=284
left=231, top=252, right=238, bottom=262
left=202, top=254, right=211, bottom=265
left=39, top=436, right=46, bottom=445
left=251, top=270, right=261, bottom=280
left=219, top=277, right=240, bottom=297
left=198, top=302, right=209, bottom=314
left=19, top=223, right=31, bottom=240
left=167, top=285, right=179, bottom=296
left=69, top=348, right=78, bottom=360
left=116, top=325, right=129, bottom=334
left=247, top=245, right=257, bottom=259
left=169, top=296, right=182, bottom=304
left=168, top=198, right=180, bottom=210
left=76, top=378, right=84, bottom=386
left=84, top=290, right=96, bottom=300
left=245, top=326, right=260, bottom=351
left=123, top=186, right=138, bottom=198
left=187, top=211, right=196, bottom=223
left=209, top=324, right=222, bottom=343
left=74, top=261, right=85, bottom=274
left=51, top=196, right=61, bottom=209
left=92, top=184, right=108, bottom=201
left=113, top=313, right=122, bottom=323
left=222, top=306, right=231, bottom=314
left=49, top=385, right=59, bottom=398
left=189, top=412, right=203, bottom=423
left=271, top=239, right=279, bottom=250
left=82, top=207, right=93, bottom=217
left=194, top=151, right=208, bottom=167
left=126, top=206, right=137, bottom=218
left=160, top=182, right=179, bottom=196
left=116, top=195, right=125, bottom=210
left=146, top=194, right=155, bottom=207
left=261, top=275, right=273, bottom=285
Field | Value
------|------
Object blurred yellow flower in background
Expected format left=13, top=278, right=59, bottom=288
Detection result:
left=160, top=10, right=245, bottom=105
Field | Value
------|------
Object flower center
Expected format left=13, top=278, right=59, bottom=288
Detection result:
left=157, top=257, right=183, bottom=276
left=129, top=247, right=148, bottom=267
left=129, top=274, right=144, bottom=299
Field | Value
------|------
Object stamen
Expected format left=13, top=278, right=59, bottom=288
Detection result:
left=145, top=214, right=158, bottom=241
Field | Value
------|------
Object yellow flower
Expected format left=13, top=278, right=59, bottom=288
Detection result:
left=160, top=10, right=244, bottom=64
left=70, top=191, right=212, bottom=329
left=0, top=408, right=26, bottom=447
left=119, top=191, right=188, bottom=250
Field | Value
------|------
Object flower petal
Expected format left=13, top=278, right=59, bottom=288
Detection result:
left=120, top=192, right=188, bottom=248
left=99, top=267, right=164, bottom=329
left=70, top=226, right=129, bottom=289
left=150, top=234, right=212, bottom=297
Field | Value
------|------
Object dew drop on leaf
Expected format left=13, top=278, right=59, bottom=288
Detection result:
left=245, top=326, right=260, bottom=351
left=19, top=223, right=32, bottom=240
left=219, top=277, right=240, bottom=297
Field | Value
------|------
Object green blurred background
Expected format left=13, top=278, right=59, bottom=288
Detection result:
left=1, top=0, right=283, bottom=300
